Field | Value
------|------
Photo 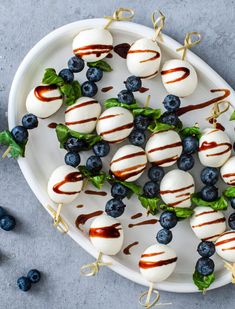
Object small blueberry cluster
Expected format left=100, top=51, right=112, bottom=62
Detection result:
left=0, top=206, right=16, bottom=231
left=105, top=183, right=129, bottom=218
left=200, top=167, right=219, bottom=201
left=10, top=114, right=38, bottom=145
left=156, top=211, right=178, bottom=244
left=195, top=241, right=215, bottom=276
left=17, top=269, right=41, bottom=292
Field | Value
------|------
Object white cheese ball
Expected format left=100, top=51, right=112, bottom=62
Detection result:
left=139, top=244, right=177, bottom=283
left=73, top=28, right=113, bottom=62
left=47, top=165, right=83, bottom=204
left=26, top=85, right=63, bottom=118
left=65, top=97, right=101, bottom=133
left=96, top=107, right=134, bottom=143
left=198, top=128, right=232, bottom=167
left=89, top=215, right=124, bottom=256
left=215, top=230, right=235, bottom=263
left=190, top=206, right=226, bottom=241
left=145, top=130, right=182, bottom=167
left=220, top=156, right=235, bottom=185
left=161, top=59, right=198, bottom=97
left=110, top=145, right=147, bottom=182
left=160, top=169, right=195, bottom=208
left=126, top=38, right=161, bottom=79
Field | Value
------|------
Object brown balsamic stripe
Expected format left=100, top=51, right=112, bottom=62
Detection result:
left=89, top=223, right=122, bottom=239
left=109, top=137, right=126, bottom=144
left=65, top=117, right=97, bottom=125
left=161, top=67, right=190, bottom=84
left=195, top=210, right=217, bottom=217
left=99, top=114, right=121, bottom=120
left=141, top=251, right=165, bottom=258
left=168, top=197, right=190, bottom=207
left=113, top=43, right=130, bottom=59
left=192, top=217, right=225, bottom=229
left=34, top=85, right=62, bottom=102
left=100, top=122, right=134, bottom=136
left=84, top=190, right=107, bottom=196
left=175, top=192, right=191, bottom=198
left=111, top=151, right=146, bottom=165
left=199, top=142, right=232, bottom=157
left=160, top=184, right=194, bottom=195
left=65, top=100, right=98, bottom=113
left=128, top=219, right=158, bottom=228
left=139, top=87, right=149, bottom=93
left=222, top=246, right=235, bottom=251
left=73, top=44, right=113, bottom=57
left=139, top=257, right=177, bottom=269
left=131, top=213, right=143, bottom=220
left=153, top=156, right=178, bottom=166
left=101, top=86, right=113, bottom=93
left=208, top=129, right=219, bottom=134
left=127, top=49, right=160, bottom=63
left=76, top=204, right=84, bottom=208
left=114, top=165, right=146, bottom=181
left=75, top=210, right=103, bottom=231
left=216, top=236, right=235, bottom=247
left=140, top=69, right=158, bottom=79
left=123, top=241, right=139, bottom=255
left=53, top=172, right=82, bottom=195
left=148, top=141, right=182, bottom=154
left=222, top=173, right=235, bottom=178
left=48, top=122, right=57, bottom=128
left=114, top=163, right=146, bottom=176
left=203, top=233, right=223, bottom=241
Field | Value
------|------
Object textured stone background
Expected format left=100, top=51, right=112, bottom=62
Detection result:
left=0, top=0, right=235, bottom=308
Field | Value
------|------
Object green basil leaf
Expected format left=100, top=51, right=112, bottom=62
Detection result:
left=79, top=166, right=109, bottom=189
left=104, top=98, right=139, bottom=110
left=60, top=81, right=82, bottom=106
left=193, top=271, right=215, bottom=291
left=132, top=108, right=162, bottom=120
left=180, top=126, right=202, bottom=140
left=191, top=194, right=228, bottom=210
left=0, top=130, right=26, bottom=158
left=148, top=121, right=174, bottom=133
left=160, top=204, right=194, bottom=219
left=138, top=195, right=160, bottom=215
left=42, top=68, right=64, bottom=86
left=116, top=181, right=142, bottom=196
left=87, top=60, right=112, bottom=72
left=224, top=186, right=235, bottom=198
left=230, top=110, right=235, bottom=121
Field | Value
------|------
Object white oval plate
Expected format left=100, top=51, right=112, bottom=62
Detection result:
left=8, top=19, right=235, bottom=293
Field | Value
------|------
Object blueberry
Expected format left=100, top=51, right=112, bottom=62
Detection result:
left=182, top=136, right=199, bottom=154
left=17, top=276, right=31, bottom=292
left=22, top=114, right=38, bottom=129
left=197, top=241, right=215, bottom=258
left=11, top=126, right=28, bottom=144
left=129, top=129, right=146, bottom=146
left=160, top=211, right=178, bottom=229
left=228, top=213, right=235, bottom=230
left=156, top=228, right=172, bottom=244
left=27, top=269, right=41, bottom=284
left=134, top=115, right=151, bottom=130
left=230, top=197, right=235, bottom=209
left=177, top=154, right=194, bottom=171
left=68, top=56, right=85, bottom=73
left=233, top=142, right=235, bottom=152
left=81, top=81, right=98, bottom=97
left=111, top=182, right=129, bottom=199
left=143, top=181, right=159, bottom=198
left=86, top=67, right=103, bottom=82
left=86, top=155, right=102, bottom=174
left=117, top=89, right=134, bottom=105
left=148, top=166, right=165, bottom=182
left=58, top=68, right=74, bottom=83
left=163, top=95, right=181, bottom=112
left=195, top=257, right=214, bottom=276
left=200, top=185, right=218, bottom=202
left=64, top=137, right=87, bottom=152
left=200, top=167, right=219, bottom=185
left=0, top=206, right=7, bottom=219
left=0, top=215, right=16, bottom=231
left=125, top=76, right=142, bottom=92
left=105, top=198, right=125, bottom=218
left=64, top=152, right=81, bottom=167
left=160, top=112, right=179, bottom=126
left=92, top=141, right=110, bottom=157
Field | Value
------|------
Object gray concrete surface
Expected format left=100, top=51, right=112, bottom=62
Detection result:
left=0, top=0, right=235, bottom=308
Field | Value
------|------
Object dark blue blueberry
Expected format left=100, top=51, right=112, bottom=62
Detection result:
left=27, top=269, right=41, bottom=284
left=11, top=126, right=28, bottom=144
left=105, top=198, right=126, bottom=218
left=160, top=211, right=178, bottom=229
left=143, top=181, right=159, bottom=198
left=228, top=212, right=235, bottom=230
left=233, top=142, right=235, bottom=152
left=92, top=141, right=110, bottom=157
left=129, top=129, right=146, bottom=146
left=200, top=167, right=219, bottom=185
left=22, top=114, right=38, bottom=129
left=230, top=197, right=235, bottom=209
left=195, top=257, right=214, bottom=276
left=111, top=182, right=129, bottom=199
left=177, top=154, right=194, bottom=171
left=156, top=228, right=172, bottom=244
left=134, top=115, right=151, bottom=130
left=64, top=137, right=87, bottom=152
left=182, top=136, right=199, bottom=154
left=81, top=81, right=98, bottom=97
left=86, top=67, right=103, bottom=82
left=64, top=152, right=81, bottom=167
left=148, top=165, right=165, bottom=182
left=17, top=276, right=31, bottom=292
left=0, top=206, right=7, bottom=219
left=86, top=155, right=102, bottom=174
left=58, top=68, right=74, bottom=83
left=68, top=56, right=84, bottom=73
left=200, top=185, right=218, bottom=202
left=163, top=95, right=181, bottom=112
left=117, top=89, right=134, bottom=105
left=0, top=215, right=16, bottom=231
left=197, top=241, right=215, bottom=258
left=160, top=112, right=179, bottom=126
left=125, top=76, right=142, bottom=92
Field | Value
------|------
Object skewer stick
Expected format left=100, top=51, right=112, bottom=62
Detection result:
left=224, top=261, right=235, bottom=284
left=80, top=252, right=112, bottom=277
left=139, top=282, right=172, bottom=308
left=46, top=204, right=68, bottom=234
left=144, top=95, right=151, bottom=108
left=104, top=8, right=134, bottom=30
left=2, top=146, right=11, bottom=158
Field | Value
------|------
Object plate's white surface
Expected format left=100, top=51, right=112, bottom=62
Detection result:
left=8, top=19, right=235, bottom=293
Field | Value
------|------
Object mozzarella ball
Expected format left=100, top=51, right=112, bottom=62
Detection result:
left=89, top=215, right=124, bottom=256
left=47, top=165, right=83, bottom=204
left=96, top=107, right=134, bottom=143
left=126, top=38, right=161, bottom=79
left=145, top=130, right=182, bottom=167
left=198, top=128, right=232, bottom=167
left=161, top=59, right=198, bottom=97
left=73, top=28, right=113, bottom=62
left=160, top=169, right=195, bottom=208
left=190, top=206, right=226, bottom=241
left=26, top=85, right=63, bottom=118
left=139, top=244, right=177, bottom=283
left=220, top=156, right=235, bottom=185
left=215, top=230, right=235, bottom=263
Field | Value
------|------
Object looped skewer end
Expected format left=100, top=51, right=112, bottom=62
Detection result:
left=104, top=8, right=135, bottom=29
left=224, top=261, right=235, bottom=284
left=206, top=100, right=231, bottom=127
left=139, top=282, right=172, bottom=308
left=80, top=252, right=112, bottom=277
left=152, top=10, right=165, bottom=42
left=46, top=204, right=68, bottom=234
left=176, top=32, right=201, bottom=60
